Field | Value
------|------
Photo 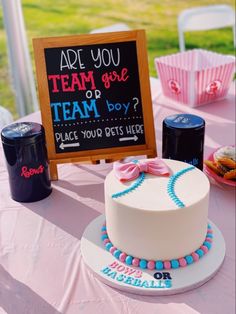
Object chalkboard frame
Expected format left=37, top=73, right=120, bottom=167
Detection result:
left=33, top=30, right=157, bottom=180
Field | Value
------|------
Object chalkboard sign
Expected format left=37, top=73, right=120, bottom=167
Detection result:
left=33, top=30, right=156, bottom=180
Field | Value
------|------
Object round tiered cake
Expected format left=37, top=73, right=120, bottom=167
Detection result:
left=104, top=158, right=211, bottom=268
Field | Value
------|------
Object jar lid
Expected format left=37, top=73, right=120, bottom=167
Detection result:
left=1, top=122, right=45, bottom=146
left=163, top=114, right=205, bottom=136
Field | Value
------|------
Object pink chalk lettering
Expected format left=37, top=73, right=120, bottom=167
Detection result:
left=101, top=68, right=129, bottom=89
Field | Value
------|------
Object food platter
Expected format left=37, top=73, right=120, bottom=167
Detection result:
left=204, top=146, right=236, bottom=187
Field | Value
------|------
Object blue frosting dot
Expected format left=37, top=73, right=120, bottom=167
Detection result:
left=155, top=261, right=164, bottom=270
left=101, top=226, right=107, bottom=231
left=177, top=201, right=184, bottom=207
left=114, top=250, right=121, bottom=259
left=203, top=241, right=212, bottom=250
left=196, top=249, right=204, bottom=258
left=206, top=233, right=213, bottom=238
left=185, top=255, right=194, bottom=264
left=101, top=234, right=108, bottom=241
left=171, top=260, right=179, bottom=269
left=208, top=223, right=211, bottom=229
left=140, top=259, right=147, bottom=269
left=125, top=256, right=133, bottom=265
left=105, top=243, right=112, bottom=251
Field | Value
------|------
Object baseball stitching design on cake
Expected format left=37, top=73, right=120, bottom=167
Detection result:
left=103, top=158, right=212, bottom=270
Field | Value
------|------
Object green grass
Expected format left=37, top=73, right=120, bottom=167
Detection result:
left=0, top=0, right=235, bottom=118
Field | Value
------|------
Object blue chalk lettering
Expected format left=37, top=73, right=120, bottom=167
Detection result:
left=82, top=99, right=100, bottom=118
left=106, top=100, right=114, bottom=113
left=50, top=102, right=62, bottom=122
left=106, top=100, right=130, bottom=115
left=123, top=102, right=130, bottom=115
left=115, top=103, right=122, bottom=111
left=62, top=102, right=72, bottom=121
left=71, top=101, right=87, bottom=119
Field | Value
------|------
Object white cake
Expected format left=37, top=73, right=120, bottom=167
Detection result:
left=104, top=158, right=210, bottom=262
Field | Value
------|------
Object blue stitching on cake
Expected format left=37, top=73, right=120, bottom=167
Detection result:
left=112, top=172, right=145, bottom=199
left=167, top=166, right=195, bottom=208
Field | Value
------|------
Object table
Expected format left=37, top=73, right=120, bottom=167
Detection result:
left=0, top=80, right=235, bottom=314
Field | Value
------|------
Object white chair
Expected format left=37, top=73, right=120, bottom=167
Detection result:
left=90, top=23, right=130, bottom=34
left=0, top=106, right=13, bottom=130
left=178, top=5, right=236, bottom=52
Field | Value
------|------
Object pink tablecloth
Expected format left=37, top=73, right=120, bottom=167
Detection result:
left=0, top=80, right=235, bottom=314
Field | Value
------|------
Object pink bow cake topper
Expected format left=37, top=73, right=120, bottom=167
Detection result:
left=114, top=158, right=170, bottom=182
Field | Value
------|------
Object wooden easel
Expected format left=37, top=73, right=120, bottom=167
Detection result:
left=33, top=30, right=157, bottom=180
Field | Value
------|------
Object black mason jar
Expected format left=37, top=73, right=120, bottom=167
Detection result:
left=1, top=122, right=52, bottom=202
left=162, top=114, right=205, bottom=170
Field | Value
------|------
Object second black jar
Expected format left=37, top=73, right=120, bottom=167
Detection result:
left=162, top=114, right=205, bottom=170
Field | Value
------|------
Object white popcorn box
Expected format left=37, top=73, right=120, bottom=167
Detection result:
left=155, top=49, right=235, bottom=107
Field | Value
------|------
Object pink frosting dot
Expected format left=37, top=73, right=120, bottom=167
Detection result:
left=132, top=258, right=140, bottom=267
left=163, top=261, right=171, bottom=269
left=207, top=229, right=213, bottom=234
left=119, top=253, right=127, bottom=262
left=201, top=245, right=209, bottom=254
left=103, top=239, right=110, bottom=245
left=101, top=231, right=107, bottom=235
left=179, top=258, right=187, bottom=267
left=147, top=261, right=155, bottom=270
left=205, top=237, right=213, bottom=243
left=109, top=247, right=117, bottom=254
left=191, top=252, right=199, bottom=262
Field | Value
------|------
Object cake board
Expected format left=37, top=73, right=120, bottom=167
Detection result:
left=81, top=214, right=225, bottom=296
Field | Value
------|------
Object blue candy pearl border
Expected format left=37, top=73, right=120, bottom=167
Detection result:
left=101, top=223, right=213, bottom=270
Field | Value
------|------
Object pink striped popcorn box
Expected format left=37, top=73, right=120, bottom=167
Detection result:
left=155, top=49, right=235, bottom=107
